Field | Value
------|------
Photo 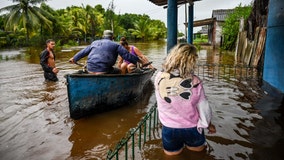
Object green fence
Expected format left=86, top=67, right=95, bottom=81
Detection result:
left=106, top=103, right=159, bottom=160
left=106, top=64, right=262, bottom=160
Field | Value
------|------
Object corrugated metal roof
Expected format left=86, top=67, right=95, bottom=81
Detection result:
left=212, top=9, right=234, bottom=21
left=148, top=0, right=201, bottom=6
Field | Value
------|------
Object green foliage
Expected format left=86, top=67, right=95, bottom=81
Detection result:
left=194, top=38, right=208, bottom=43
left=62, top=39, right=79, bottom=48
left=0, top=1, right=167, bottom=48
left=221, top=3, right=252, bottom=50
left=117, top=13, right=139, bottom=30
left=0, top=0, right=52, bottom=43
left=193, top=33, right=208, bottom=44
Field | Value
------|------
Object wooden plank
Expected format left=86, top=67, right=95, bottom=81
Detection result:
left=235, top=31, right=247, bottom=63
left=253, top=27, right=266, bottom=66
left=249, top=27, right=261, bottom=66
left=241, top=36, right=247, bottom=62
left=244, top=40, right=254, bottom=65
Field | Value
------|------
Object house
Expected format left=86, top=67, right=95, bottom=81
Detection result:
left=208, top=9, right=234, bottom=47
left=195, top=26, right=208, bottom=38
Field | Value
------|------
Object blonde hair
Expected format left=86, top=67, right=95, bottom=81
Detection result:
left=162, top=43, right=198, bottom=79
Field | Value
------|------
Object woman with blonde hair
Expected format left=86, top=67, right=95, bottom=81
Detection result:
left=154, top=43, right=216, bottom=156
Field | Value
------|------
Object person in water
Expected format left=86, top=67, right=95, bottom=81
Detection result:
left=154, top=43, right=216, bottom=156
left=117, top=37, right=154, bottom=74
left=40, top=39, right=59, bottom=82
left=69, top=30, right=146, bottom=74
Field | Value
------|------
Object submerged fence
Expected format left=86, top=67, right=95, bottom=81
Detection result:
left=106, top=64, right=262, bottom=160
left=106, top=104, right=159, bottom=160
left=195, top=64, right=262, bottom=81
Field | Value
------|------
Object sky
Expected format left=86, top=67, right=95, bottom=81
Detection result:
left=1, top=0, right=253, bottom=33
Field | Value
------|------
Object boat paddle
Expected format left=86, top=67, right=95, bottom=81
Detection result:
left=68, top=60, right=87, bottom=73
left=131, top=61, right=154, bottom=73
left=142, top=61, right=153, bottom=67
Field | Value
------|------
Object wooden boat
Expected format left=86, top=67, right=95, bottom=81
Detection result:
left=65, top=68, right=155, bottom=119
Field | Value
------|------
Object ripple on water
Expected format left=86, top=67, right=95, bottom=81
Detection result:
left=1, top=46, right=273, bottom=160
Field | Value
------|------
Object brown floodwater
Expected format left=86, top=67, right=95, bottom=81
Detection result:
left=0, top=42, right=283, bottom=160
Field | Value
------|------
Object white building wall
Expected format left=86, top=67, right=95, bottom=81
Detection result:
left=215, top=22, right=223, bottom=46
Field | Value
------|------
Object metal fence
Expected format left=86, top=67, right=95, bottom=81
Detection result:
left=106, top=64, right=263, bottom=160
left=195, top=64, right=262, bottom=81
left=106, top=104, right=159, bottom=160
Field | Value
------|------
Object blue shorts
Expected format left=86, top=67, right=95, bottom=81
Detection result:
left=162, top=125, right=205, bottom=152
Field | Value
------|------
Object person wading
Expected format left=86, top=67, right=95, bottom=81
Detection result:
left=40, top=39, right=59, bottom=82
left=154, top=43, right=216, bottom=155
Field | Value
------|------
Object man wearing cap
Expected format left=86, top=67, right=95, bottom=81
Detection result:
left=69, top=30, right=144, bottom=74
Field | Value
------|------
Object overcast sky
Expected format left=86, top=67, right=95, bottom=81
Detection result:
left=1, top=0, right=253, bottom=33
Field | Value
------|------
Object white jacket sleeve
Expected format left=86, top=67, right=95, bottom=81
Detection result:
left=196, top=93, right=212, bottom=133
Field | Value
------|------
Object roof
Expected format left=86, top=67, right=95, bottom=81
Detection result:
left=194, top=18, right=216, bottom=27
left=148, top=0, right=201, bottom=6
left=212, top=9, right=234, bottom=21
left=198, top=26, right=208, bottom=34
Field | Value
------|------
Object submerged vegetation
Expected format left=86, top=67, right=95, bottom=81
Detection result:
left=0, top=0, right=167, bottom=48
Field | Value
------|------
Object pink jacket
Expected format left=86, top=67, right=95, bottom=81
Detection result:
left=154, top=71, right=212, bottom=133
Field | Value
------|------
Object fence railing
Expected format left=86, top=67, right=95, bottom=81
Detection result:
left=195, top=64, right=262, bottom=81
left=106, top=64, right=263, bottom=160
left=106, top=104, right=159, bottom=160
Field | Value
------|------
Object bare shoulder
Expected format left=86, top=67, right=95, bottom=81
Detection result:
left=133, top=46, right=139, bottom=51
left=133, top=46, right=143, bottom=55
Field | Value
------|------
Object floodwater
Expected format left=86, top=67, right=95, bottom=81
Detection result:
left=0, top=42, right=283, bottom=160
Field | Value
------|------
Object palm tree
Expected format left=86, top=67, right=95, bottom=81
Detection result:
left=67, top=6, right=85, bottom=41
left=85, top=5, right=104, bottom=41
left=0, top=0, right=52, bottom=43
left=149, top=19, right=167, bottom=40
left=39, top=3, right=61, bottom=38
left=129, top=16, right=152, bottom=41
left=57, top=8, right=74, bottom=38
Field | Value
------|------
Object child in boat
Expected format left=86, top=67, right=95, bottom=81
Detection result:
left=69, top=30, right=147, bottom=75
left=117, top=37, right=154, bottom=74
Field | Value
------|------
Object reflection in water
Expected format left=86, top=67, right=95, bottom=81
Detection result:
left=142, top=79, right=265, bottom=160
left=0, top=57, right=72, bottom=160
left=198, top=47, right=235, bottom=65
left=0, top=43, right=283, bottom=160
left=68, top=82, right=154, bottom=159
left=249, top=94, right=284, bottom=159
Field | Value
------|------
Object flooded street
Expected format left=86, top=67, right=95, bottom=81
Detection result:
left=0, top=42, right=283, bottom=160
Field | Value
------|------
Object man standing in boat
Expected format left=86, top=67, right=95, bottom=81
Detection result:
left=69, top=30, right=145, bottom=74
left=40, top=39, right=59, bottom=81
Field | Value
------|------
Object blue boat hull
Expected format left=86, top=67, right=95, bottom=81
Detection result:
left=66, top=69, right=155, bottom=119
